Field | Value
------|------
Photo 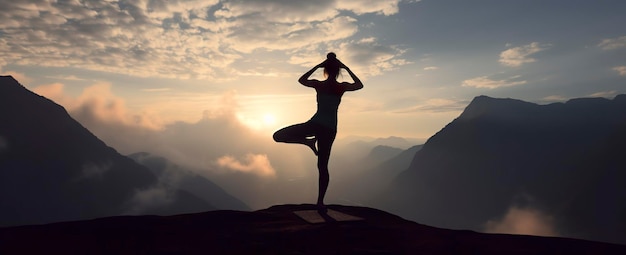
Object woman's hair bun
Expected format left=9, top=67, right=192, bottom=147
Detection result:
left=327, top=52, right=336, bottom=60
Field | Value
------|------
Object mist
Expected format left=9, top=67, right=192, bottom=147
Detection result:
left=32, top=82, right=393, bottom=209
left=484, top=206, right=559, bottom=237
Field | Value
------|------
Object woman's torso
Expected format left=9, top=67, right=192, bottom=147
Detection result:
left=310, top=80, right=344, bottom=129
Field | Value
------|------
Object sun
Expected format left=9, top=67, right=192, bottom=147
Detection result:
left=262, top=113, right=276, bottom=126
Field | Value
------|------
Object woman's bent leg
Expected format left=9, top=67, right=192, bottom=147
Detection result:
left=273, top=123, right=318, bottom=155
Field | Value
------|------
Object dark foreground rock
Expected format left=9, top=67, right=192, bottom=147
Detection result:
left=1, top=204, right=624, bottom=255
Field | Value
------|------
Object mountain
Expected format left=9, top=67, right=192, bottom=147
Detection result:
left=339, top=145, right=423, bottom=205
left=371, top=145, right=423, bottom=180
left=1, top=204, right=624, bottom=254
left=0, top=76, right=212, bottom=226
left=379, top=95, right=626, bottom=244
left=362, top=145, right=404, bottom=166
left=330, top=139, right=421, bottom=206
left=335, top=135, right=423, bottom=149
left=129, top=152, right=250, bottom=211
left=333, top=136, right=419, bottom=163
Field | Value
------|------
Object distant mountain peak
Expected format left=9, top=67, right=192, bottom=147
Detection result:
left=1, top=76, right=30, bottom=95
left=1, top=75, right=33, bottom=98
left=457, top=95, right=537, bottom=121
left=0, top=75, right=16, bottom=81
left=457, top=94, right=626, bottom=121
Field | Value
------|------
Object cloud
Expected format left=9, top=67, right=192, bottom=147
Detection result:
left=34, top=82, right=164, bottom=131
left=462, top=75, right=527, bottom=89
left=44, top=74, right=87, bottom=81
left=126, top=185, right=176, bottom=214
left=484, top=206, right=558, bottom=237
left=588, top=90, right=618, bottom=98
left=423, top=66, right=438, bottom=71
left=598, top=36, right=626, bottom=50
left=335, top=37, right=411, bottom=76
left=540, top=95, right=569, bottom=103
left=216, top=154, right=276, bottom=177
left=499, top=42, right=550, bottom=67
left=613, top=66, right=626, bottom=76
left=0, top=0, right=403, bottom=80
left=223, top=16, right=359, bottom=53
left=336, top=0, right=401, bottom=15
left=33, top=81, right=283, bottom=174
left=32, top=82, right=71, bottom=106
left=216, top=0, right=337, bottom=23
left=393, top=98, right=468, bottom=113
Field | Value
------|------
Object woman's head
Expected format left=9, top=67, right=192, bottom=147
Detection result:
left=323, top=52, right=341, bottom=80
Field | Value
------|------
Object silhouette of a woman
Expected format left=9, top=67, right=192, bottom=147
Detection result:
left=273, top=52, right=363, bottom=212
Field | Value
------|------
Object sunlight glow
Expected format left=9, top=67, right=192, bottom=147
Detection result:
left=236, top=111, right=282, bottom=133
left=263, top=113, right=276, bottom=126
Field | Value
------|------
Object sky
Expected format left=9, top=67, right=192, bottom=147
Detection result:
left=2, top=0, right=626, bottom=139
left=1, top=0, right=626, bottom=211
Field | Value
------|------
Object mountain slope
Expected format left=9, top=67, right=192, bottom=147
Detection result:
left=362, top=145, right=404, bottom=166
left=129, top=152, right=250, bottom=211
left=340, top=145, right=422, bottom=205
left=1, top=204, right=623, bottom=255
left=0, top=76, right=213, bottom=226
left=380, top=95, right=626, bottom=244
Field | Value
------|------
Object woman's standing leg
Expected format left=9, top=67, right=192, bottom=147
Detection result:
left=273, top=123, right=318, bottom=155
left=315, top=129, right=336, bottom=211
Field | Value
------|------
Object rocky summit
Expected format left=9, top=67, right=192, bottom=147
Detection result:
left=1, top=204, right=624, bottom=254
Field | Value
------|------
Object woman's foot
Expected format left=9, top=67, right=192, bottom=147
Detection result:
left=316, top=203, right=327, bottom=214
left=305, top=138, right=318, bottom=156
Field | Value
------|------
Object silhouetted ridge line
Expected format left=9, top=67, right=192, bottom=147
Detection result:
left=458, top=95, right=538, bottom=121
left=379, top=94, right=626, bottom=245
left=0, top=76, right=214, bottom=226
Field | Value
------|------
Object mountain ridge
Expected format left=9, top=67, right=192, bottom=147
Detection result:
left=0, top=76, right=216, bottom=226
left=381, top=94, right=626, bottom=244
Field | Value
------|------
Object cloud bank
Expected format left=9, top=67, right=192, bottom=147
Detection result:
left=33, top=81, right=317, bottom=208
left=0, top=0, right=407, bottom=79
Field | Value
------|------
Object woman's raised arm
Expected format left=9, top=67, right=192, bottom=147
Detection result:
left=340, top=62, right=363, bottom=91
left=298, top=62, right=324, bottom=87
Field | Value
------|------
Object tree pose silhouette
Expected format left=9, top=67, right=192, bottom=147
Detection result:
left=273, top=52, right=363, bottom=212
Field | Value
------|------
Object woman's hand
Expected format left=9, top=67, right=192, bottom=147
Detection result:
left=337, top=59, right=349, bottom=70
left=316, top=60, right=326, bottom=69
